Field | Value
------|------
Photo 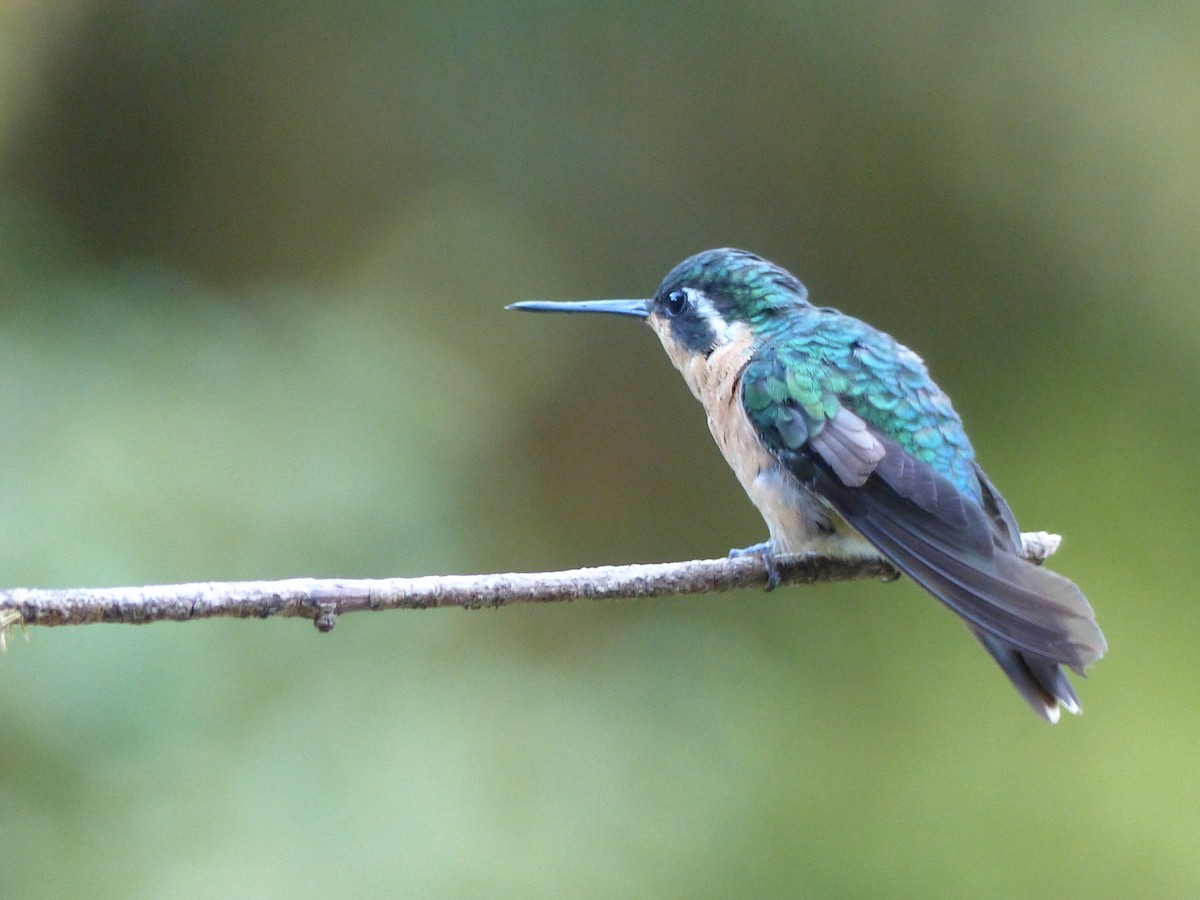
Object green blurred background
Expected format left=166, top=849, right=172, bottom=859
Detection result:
left=0, top=2, right=1195, bottom=897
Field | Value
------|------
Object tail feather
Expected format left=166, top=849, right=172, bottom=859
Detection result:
left=807, top=452, right=1106, bottom=721
left=852, top=503, right=1104, bottom=669
left=973, top=631, right=1082, bottom=723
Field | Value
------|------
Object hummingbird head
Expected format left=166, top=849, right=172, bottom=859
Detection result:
left=507, top=248, right=810, bottom=359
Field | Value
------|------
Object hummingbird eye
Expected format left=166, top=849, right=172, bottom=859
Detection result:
left=663, top=289, right=689, bottom=318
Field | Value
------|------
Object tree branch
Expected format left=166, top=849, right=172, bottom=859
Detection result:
left=0, top=532, right=1061, bottom=637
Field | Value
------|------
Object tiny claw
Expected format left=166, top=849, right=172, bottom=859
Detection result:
left=730, top=541, right=781, bottom=591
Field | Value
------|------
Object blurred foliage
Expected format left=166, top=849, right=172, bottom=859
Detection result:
left=0, top=1, right=1197, bottom=897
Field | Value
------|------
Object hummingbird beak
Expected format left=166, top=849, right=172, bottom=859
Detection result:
left=506, top=299, right=651, bottom=319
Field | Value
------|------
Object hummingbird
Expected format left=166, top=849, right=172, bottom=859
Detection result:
left=508, top=248, right=1105, bottom=722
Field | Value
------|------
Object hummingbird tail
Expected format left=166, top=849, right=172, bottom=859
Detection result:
left=804, top=440, right=1106, bottom=721
left=855, top=510, right=1105, bottom=720
left=971, top=630, right=1081, bottom=723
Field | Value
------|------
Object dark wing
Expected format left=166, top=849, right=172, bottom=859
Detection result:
left=806, top=426, right=1105, bottom=666
left=749, top=374, right=1106, bottom=720
left=974, top=462, right=1023, bottom=551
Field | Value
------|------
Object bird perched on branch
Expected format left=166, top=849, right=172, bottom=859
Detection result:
left=509, top=248, right=1105, bottom=722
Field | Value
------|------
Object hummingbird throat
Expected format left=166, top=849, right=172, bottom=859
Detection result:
left=648, top=313, right=755, bottom=407
left=648, top=314, right=791, bottom=533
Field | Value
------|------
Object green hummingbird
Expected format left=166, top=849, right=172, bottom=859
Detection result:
left=508, top=248, right=1105, bottom=722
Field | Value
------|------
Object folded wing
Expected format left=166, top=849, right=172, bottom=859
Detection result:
left=785, top=402, right=1106, bottom=720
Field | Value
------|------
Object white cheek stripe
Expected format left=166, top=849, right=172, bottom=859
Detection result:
left=690, top=291, right=737, bottom=346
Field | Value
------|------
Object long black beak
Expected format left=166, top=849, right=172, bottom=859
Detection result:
left=506, top=299, right=651, bottom=319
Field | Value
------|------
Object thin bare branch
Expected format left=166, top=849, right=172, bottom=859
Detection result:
left=0, top=532, right=1059, bottom=634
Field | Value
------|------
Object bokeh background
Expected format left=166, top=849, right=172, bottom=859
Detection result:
left=0, top=2, right=1196, bottom=897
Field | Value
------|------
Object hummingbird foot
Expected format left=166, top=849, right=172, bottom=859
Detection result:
left=729, top=541, right=781, bottom=591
